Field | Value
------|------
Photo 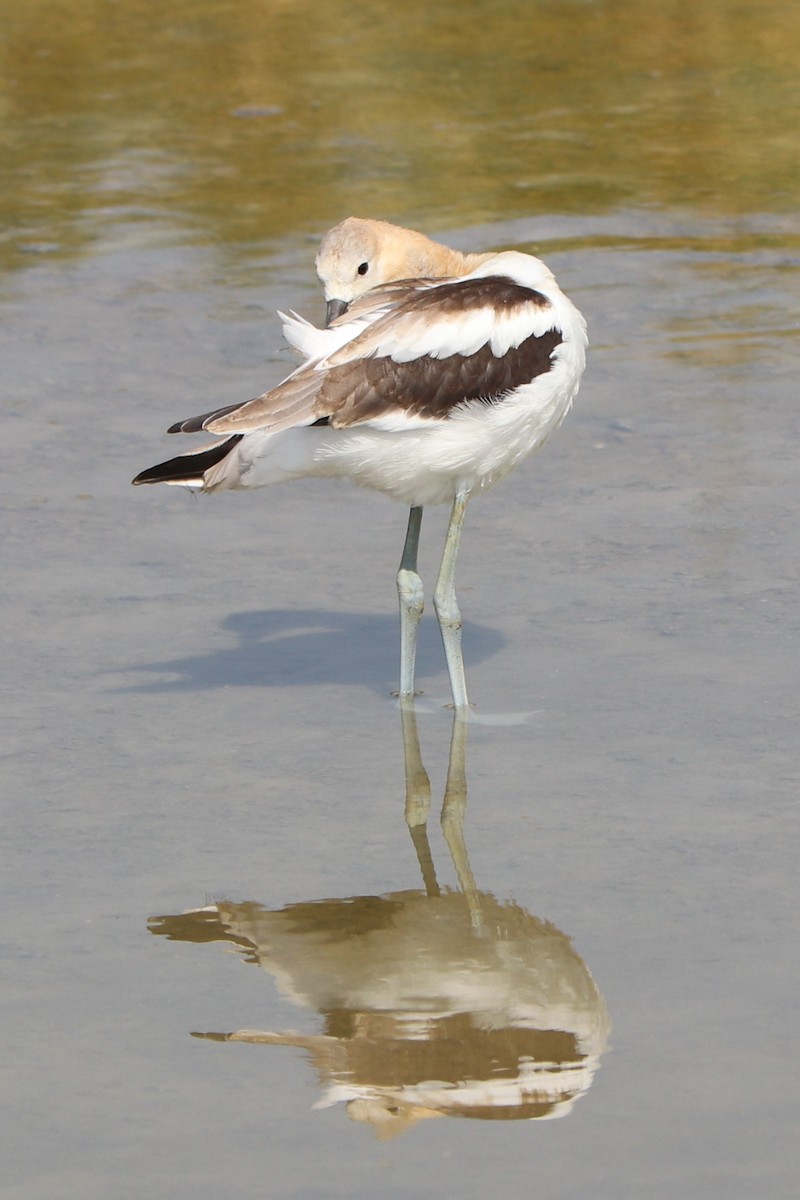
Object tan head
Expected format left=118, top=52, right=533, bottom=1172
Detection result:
left=315, top=217, right=487, bottom=324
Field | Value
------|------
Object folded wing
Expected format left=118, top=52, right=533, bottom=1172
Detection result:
left=168, top=273, right=564, bottom=438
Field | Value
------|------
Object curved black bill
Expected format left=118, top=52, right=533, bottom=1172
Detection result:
left=325, top=298, right=349, bottom=326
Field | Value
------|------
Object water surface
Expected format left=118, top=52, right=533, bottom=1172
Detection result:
left=2, top=2, right=798, bottom=1197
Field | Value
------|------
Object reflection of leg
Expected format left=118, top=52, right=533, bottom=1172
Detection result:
left=400, top=697, right=431, bottom=826
left=399, top=698, right=440, bottom=897
left=433, top=487, right=471, bottom=710
left=396, top=506, right=424, bottom=698
left=441, top=713, right=482, bottom=930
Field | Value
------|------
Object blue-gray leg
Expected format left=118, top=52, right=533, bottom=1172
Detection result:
left=433, top=486, right=471, bottom=711
left=396, top=505, right=424, bottom=698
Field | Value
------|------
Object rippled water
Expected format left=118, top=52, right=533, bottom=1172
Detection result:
left=2, top=2, right=799, bottom=1198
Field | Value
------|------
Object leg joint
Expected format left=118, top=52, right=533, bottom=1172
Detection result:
left=433, top=585, right=461, bottom=629
left=397, top=568, right=424, bottom=617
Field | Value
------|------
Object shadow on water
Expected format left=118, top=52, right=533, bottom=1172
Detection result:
left=117, top=607, right=505, bottom=694
left=148, top=703, right=610, bottom=1138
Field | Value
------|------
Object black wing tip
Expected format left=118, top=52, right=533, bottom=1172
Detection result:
left=167, top=416, right=206, bottom=434
left=131, top=434, right=244, bottom=487
left=131, top=463, right=197, bottom=486
left=167, top=400, right=247, bottom=434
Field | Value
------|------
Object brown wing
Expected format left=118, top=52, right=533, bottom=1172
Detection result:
left=166, top=284, right=436, bottom=436
left=314, top=328, right=563, bottom=426
left=174, top=275, right=561, bottom=436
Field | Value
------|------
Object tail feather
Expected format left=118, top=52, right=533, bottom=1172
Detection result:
left=132, top=435, right=243, bottom=487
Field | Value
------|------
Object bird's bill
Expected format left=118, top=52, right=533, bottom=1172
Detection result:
left=325, top=298, right=349, bottom=326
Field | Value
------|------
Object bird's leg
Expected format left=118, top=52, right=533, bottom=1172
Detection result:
left=433, top=486, right=471, bottom=711
left=396, top=505, right=424, bottom=699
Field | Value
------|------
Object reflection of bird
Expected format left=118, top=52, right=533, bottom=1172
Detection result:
left=152, top=892, right=609, bottom=1137
left=148, top=704, right=609, bottom=1138
left=133, top=218, right=587, bottom=707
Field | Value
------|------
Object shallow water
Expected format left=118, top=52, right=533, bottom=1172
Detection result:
left=2, top=2, right=799, bottom=1197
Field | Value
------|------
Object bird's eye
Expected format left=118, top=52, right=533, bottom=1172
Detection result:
left=357, top=261, right=369, bottom=276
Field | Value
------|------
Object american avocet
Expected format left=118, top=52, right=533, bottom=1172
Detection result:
left=133, top=218, right=588, bottom=709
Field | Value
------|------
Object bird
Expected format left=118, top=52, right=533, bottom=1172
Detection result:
left=133, top=217, right=588, bottom=709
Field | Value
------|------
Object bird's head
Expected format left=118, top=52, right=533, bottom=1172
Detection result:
left=315, top=217, right=471, bottom=325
